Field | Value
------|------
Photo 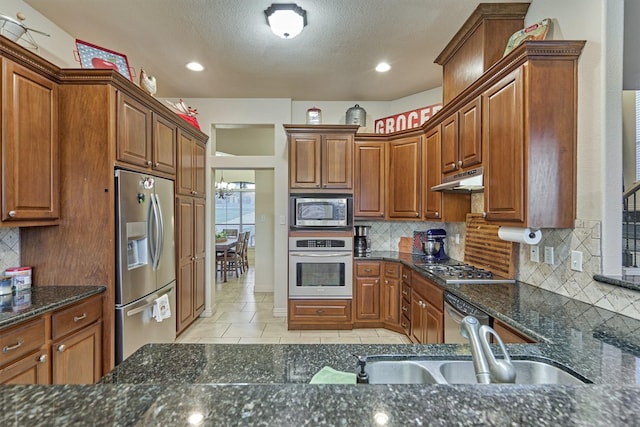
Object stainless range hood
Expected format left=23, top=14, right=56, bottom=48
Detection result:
left=431, top=167, right=483, bottom=192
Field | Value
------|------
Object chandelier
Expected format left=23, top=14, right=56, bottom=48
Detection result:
left=215, top=173, right=233, bottom=199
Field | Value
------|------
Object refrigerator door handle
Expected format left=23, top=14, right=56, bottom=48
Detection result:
left=125, top=284, right=175, bottom=317
left=150, top=194, right=162, bottom=271
left=147, top=194, right=157, bottom=269
left=155, top=193, right=165, bottom=268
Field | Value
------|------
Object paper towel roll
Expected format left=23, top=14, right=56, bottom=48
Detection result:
left=498, top=227, right=542, bottom=245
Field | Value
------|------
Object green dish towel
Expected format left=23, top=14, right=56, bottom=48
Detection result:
left=310, top=366, right=357, bottom=384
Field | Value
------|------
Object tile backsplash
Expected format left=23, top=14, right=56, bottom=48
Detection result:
left=0, top=228, right=20, bottom=273
left=359, top=218, right=640, bottom=321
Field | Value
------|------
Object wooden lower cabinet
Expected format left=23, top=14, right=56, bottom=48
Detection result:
left=52, top=321, right=102, bottom=384
left=492, top=319, right=536, bottom=344
left=354, top=261, right=381, bottom=324
left=410, top=275, right=443, bottom=344
left=0, top=294, right=103, bottom=385
left=382, top=262, right=401, bottom=330
left=288, top=299, right=352, bottom=330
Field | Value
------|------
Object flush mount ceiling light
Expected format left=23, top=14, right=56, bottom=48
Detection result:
left=376, top=62, right=391, bottom=72
left=186, top=61, right=204, bottom=71
left=264, top=3, right=307, bottom=39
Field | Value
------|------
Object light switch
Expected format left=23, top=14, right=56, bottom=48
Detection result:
left=571, top=251, right=583, bottom=272
left=544, top=246, right=554, bottom=265
left=530, top=246, right=540, bottom=263
left=279, top=215, right=286, bottom=225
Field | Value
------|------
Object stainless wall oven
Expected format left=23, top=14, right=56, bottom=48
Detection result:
left=288, top=237, right=353, bottom=299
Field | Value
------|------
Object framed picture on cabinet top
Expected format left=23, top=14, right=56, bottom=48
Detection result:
left=75, top=39, right=134, bottom=81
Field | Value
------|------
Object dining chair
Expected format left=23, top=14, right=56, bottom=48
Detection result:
left=222, top=228, right=238, bottom=238
left=241, top=231, right=250, bottom=271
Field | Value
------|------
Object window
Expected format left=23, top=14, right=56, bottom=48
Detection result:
left=636, top=92, right=640, bottom=180
left=215, top=181, right=255, bottom=247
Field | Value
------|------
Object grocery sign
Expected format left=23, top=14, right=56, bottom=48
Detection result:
left=374, top=103, right=443, bottom=134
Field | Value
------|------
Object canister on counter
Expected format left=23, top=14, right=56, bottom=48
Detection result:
left=0, top=276, right=12, bottom=295
left=306, top=107, right=322, bottom=124
left=5, top=266, right=32, bottom=291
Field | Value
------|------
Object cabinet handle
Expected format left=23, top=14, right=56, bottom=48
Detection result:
left=146, top=161, right=152, bottom=166
left=402, top=274, right=408, bottom=279
left=2, top=340, right=23, bottom=353
left=401, top=321, right=407, bottom=328
left=316, top=309, right=325, bottom=315
left=8, top=211, right=16, bottom=218
left=38, top=354, right=47, bottom=363
left=402, top=306, right=408, bottom=312
left=57, top=344, right=66, bottom=353
left=402, top=290, right=408, bottom=296
left=73, top=313, right=87, bottom=322
left=191, top=191, right=198, bottom=195
left=364, top=268, right=372, bottom=272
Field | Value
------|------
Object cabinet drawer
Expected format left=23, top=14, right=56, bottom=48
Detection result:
left=384, top=262, right=400, bottom=278
left=401, top=266, right=412, bottom=283
left=288, top=299, right=351, bottom=322
left=52, top=295, right=102, bottom=339
left=0, top=318, right=46, bottom=367
left=413, top=275, right=443, bottom=309
left=400, top=314, right=411, bottom=336
left=401, top=299, right=411, bottom=317
left=401, top=282, right=412, bottom=302
left=356, top=262, right=380, bottom=277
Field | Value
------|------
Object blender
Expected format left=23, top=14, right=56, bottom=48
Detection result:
left=422, top=228, right=448, bottom=262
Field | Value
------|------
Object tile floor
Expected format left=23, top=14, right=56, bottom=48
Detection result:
left=176, top=265, right=412, bottom=344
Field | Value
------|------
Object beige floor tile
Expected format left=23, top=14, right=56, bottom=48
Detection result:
left=214, top=302, right=247, bottom=312
left=242, top=302, right=274, bottom=313
left=299, top=330, right=341, bottom=337
left=180, top=323, right=230, bottom=340
left=215, top=311, right=256, bottom=323
left=339, top=329, right=380, bottom=337
left=251, top=312, right=286, bottom=323
left=262, top=324, right=300, bottom=338
left=223, top=323, right=266, bottom=338
left=238, top=337, right=282, bottom=344
left=320, top=337, right=363, bottom=344
left=280, top=336, right=320, bottom=344
left=375, top=328, right=405, bottom=338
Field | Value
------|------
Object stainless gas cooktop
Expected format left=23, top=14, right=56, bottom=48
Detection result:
left=415, top=263, right=516, bottom=284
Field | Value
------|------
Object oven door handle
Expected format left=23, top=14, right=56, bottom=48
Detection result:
left=444, top=302, right=466, bottom=324
left=289, top=252, right=351, bottom=257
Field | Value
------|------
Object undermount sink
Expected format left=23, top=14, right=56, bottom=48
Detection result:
left=363, top=358, right=588, bottom=385
left=365, top=360, right=439, bottom=384
left=438, top=360, right=587, bottom=385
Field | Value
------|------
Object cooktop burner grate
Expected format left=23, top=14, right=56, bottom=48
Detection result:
left=415, top=262, right=516, bottom=284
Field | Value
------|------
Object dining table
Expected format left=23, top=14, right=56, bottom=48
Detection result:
left=216, top=238, right=238, bottom=282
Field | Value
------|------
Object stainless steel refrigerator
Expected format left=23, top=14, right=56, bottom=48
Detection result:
left=114, top=169, right=176, bottom=364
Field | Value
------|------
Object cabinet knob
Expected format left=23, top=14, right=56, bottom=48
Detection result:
left=482, top=212, right=487, bottom=218
left=380, top=213, right=384, bottom=217
left=401, top=321, right=407, bottom=328
left=435, top=211, right=439, bottom=217
left=57, top=344, right=66, bottom=353
left=384, top=280, right=389, bottom=284
left=450, top=162, right=456, bottom=168
left=191, top=191, right=198, bottom=195
left=8, top=211, right=16, bottom=218
left=38, top=354, right=47, bottom=363
left=155, top=163, right=160, bottom=167
left=146, top=161, right=152, bottom=166
left=415, top=212, right=419, bottom=217
left=458, top=160, right=463, bottom=166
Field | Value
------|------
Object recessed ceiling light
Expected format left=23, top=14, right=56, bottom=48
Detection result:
left=186, top=62, right=204, bottom=72
left=376, top=62, right=391, bottom=73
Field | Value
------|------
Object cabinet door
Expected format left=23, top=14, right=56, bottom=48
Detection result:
left=2, top=59, right=60, bottom=223
left=354, top=141, right=386, bottom=218
left=52, top=321, right=102, bottom=384
left=483, top=68, right=524, bottom=222
left=382, top=277, right=400, bottom=326
left=193, top=198, right=206, bottom=315
left=322, top=134, right=353, bottom=189
left=458, top=97, right=482, bottom=169
left=0, top=350, right=49, bottom=384
left=177, top=130, right=205, bottom=197
left=355, top=277, right=380, bottom=321
left=152, top=113, right=177, bottom=174
left=289, top=134, right=321, bottom=188
left=388, top=136, right=421, bottom=218
left=424, top=127, right=442, bottom=220
left=194, top=140, right=206, bottom=196
left=441, top=114, right=458, bottom=174
left=410, top=290, right=425, bottom=343
left=425, top=306, right=443, bottom=344
left=176, top=196, right=195, bottom=333
left=117, top=93, right=152, bottom=168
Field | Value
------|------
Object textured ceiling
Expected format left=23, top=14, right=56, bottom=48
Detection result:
left=23, top=0, right=530, bottom=100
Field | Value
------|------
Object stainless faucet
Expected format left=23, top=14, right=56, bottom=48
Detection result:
left=460, top=316, right=516, bottom=384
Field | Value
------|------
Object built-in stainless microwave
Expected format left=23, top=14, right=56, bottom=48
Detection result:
left=289, top=194, right=353, bottom=229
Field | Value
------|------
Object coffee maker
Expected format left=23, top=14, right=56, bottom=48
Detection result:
left=354, top=225, right=371, bottom=257
left=422, top=228, right=448, bottom=262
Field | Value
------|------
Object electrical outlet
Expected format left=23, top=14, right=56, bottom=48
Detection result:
left=455, top=233, right=460, bottom=244
left=544, top=246, right=555, bottom=265
left=530, top=246, right=540, bottom=263
left=571, top=250, right=583, bottom=272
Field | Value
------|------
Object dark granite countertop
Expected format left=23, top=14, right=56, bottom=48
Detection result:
left=3, top=257, right=640, bottom=426
left=594, top=273, right=640, bottom=292
left=0, top=285, right=106, bottom=329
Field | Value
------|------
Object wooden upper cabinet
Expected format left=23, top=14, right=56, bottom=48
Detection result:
left=483, top=68, right=524, bottom=223
left=152, top=113, right=178, bottom=175
left=441, top=97, right=482, bottom=176
left=289, top=133, right=321, bottom=188
left=424, top=128, right=443, bottom=220
left=1, top=58, right=60, bottom=225
left=117, top=93, right=152, bottom=168
left=177, top=130, right=206, bottom=197
left=387, top=135, right=421, bottom=219
left=354, top=140, right=386, bottom=218
left=285, top=125, right=358, bottom=191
